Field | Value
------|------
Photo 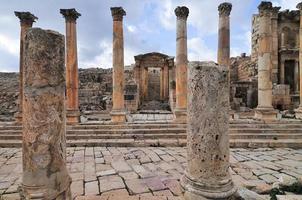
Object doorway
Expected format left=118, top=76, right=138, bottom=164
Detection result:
left=284, top=60, right=295, bottom=93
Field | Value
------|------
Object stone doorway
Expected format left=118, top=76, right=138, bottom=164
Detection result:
left=134, top=52, right=174, bottom=111
left=284, top=60, right=295, bottom=93
left=147, top=68, right=161, bottom=101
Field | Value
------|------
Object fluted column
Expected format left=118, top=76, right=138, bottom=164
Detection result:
left=295, top=2, right=302, bottom=119
left=217, top=3, right=232, bottom=70
left=254, top=1, right=277, bottom=121
left=20, top=28, right=71, bottom=200
left=174, top=6, right=189, bottom=123
left=110, top=7, right=126, bottom=123
left=60, top=8, right=81, bottom=124
left=14, top=12, right=37, bottom=123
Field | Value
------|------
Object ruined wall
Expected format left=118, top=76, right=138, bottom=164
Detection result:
left=0, top=67, right=135, bottom=120
left=230, top=55, right=257, bottom=82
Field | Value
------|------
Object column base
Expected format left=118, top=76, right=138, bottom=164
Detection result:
left=67, top=109, right=80, bottom=124
left=295, top=106, right=302, bottom=119
left=111, top=110, right=126, bottom=123
left=14, top=112, right=22, bottom=124
left=181, top=174, right=237, bottom=200
left=173, top=108, right=187, bottom=123
left=254, top=107, right=278, bottom=121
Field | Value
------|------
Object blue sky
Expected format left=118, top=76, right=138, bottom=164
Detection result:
left=0, top=0, right=299, bottom=72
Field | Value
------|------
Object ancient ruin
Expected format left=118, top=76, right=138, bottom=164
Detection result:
left=20, top=28, right=71, bottom=199
left=0, top=1, right=302, bottom=200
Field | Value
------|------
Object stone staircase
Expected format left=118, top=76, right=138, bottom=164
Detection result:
left=0, top=120, right=302, bottom=148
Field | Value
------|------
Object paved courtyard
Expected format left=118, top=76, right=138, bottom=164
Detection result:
left=0, top=147, right=302, bottom=199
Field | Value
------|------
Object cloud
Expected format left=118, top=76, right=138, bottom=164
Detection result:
left=272, top=0, right=300, bottom=10
left=188, top=37, right=216, bottom=62
left=0, top=34, right=19, bottom=55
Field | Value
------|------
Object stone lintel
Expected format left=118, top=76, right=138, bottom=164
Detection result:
left=174, top=6, right=189, bottom=20
left=218, top=2, right=232, bottom=16
left=60, top=8, right=81, bottom=22
left=14, top=11, right=37, bottom=24
left=111, top=7, right=126, bottom=21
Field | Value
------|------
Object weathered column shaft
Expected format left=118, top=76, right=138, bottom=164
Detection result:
left=181, top=61, right=236, bottom=199
left=160, top=68, right=164, bottom=100
left=174, top=6, right=189, bottom=122
left=255, top=2, right=277, bottom=121
left=217, top=3, right=232, bottom=68
left=111, top=7, right=126, bottom=123
left=14, top=12, right=37, bottom=122
left=295, top=60, right=300, bottom=93
left=295, top=2, right=302, bottom=118
left=21, top=28, right=71, bottom=199
left=163, top=64, right=169, bottom=100
left=60, top=9, right=81, bottom=124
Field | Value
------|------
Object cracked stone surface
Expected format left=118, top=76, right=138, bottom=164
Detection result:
left=0, top=147, right=302, bottom=199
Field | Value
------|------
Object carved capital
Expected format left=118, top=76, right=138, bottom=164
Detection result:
left=258, top=1, right=273, bottom=16
left=218, top=2, right=232, bottom=16
left=60, top=8, right=81, bottom=22
left=111, top=7, right=126, bottom=21
left=175, top=6, right=189, bottom=20
left=297, top=2, right=302, bottom=12
left=14, top=11, right=37, bottom=25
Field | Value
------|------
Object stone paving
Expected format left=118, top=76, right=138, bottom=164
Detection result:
left=0, top=147, right=302, bottom=199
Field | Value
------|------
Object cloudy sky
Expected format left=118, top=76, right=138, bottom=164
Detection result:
left=0, top=0, right=299, bottom=72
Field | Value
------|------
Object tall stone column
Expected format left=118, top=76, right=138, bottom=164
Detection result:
left=20, top=28, right=71, bottom=199
left=295, top=60, right=300, bottom=94
left=110, top=7, right=126, bottom=123
left=254, top=2, right=277, bottom=121
left=160, top=68, right=164, bottom=101
left=295, top=2, right=302, bottom=118
left=14, top=12, right=37, bottom=123
left=174, top=6, right=189, bottom=123
left=217, top=3, right=232, bottom=69
left=181, top=61, right=236, bottom=199
left=60, top=9, right=81, bottom=124
left=163, top=64, right=169, bottom=100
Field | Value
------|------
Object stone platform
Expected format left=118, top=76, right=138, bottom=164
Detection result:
left=0, top=147, right=302, bottom=199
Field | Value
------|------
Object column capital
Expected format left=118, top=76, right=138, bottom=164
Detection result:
left=111, top=7, right=126, bottom=21
left=218, top=2, right=232, bottom=17
left=174, top=6, right=189, bottom=20
left=14, top=11, right=37, bottom=25
left=60, top=8, right=81, bottom=22
left=297, top=2, right=302, bottom=12
left=258, top=1, right=273, bottom=16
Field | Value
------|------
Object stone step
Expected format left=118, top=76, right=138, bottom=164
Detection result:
left=229, top=139, right=302, bottom=148
left=1, top=138, right=302, bottom=148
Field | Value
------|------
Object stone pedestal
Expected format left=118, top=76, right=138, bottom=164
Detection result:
left=60, top=8, right=81, bottom=124
left=110, top=7, right=126, bottom=123
left=296, top=2, right=302, bottom=119
left=20, top=28, right=71, bottom=199
left=181, top=61, right=236, bottom=200
left=254, top=2, right=277, bottom=121
left=14, top=12, right=37, bottom=123
left=174, top=6, right=189, bottom=123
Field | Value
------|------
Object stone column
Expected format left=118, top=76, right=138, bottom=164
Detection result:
left=110, top=7, right=126, bottom=123
left=60, top=9, right=81, bottom=124
left=295, top=60, right=300, bottom=94
left=174, top=6, right=189, bottom=123
left=181, top=61, right=236, bottom=199
left=280, top=60, right=285, bottom=84
left=217, top=3, right=232, bottom=69
left=163, top=64, right=169, bottom=100
left=20, top=28, right=71, bottom=199
left=271, top=7, right=280, bottom=84
left=295, top=2, right=302, bottom=118
left=255, top=2, right=277, bottom=121
left=14, top=12, right=37, bottom=123
left=160, top=68, right=164, bottom=101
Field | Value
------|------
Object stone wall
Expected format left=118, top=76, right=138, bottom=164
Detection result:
left=230, top=55, right=257, bottom=82
left=0, top=67, right=136, bottom=120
